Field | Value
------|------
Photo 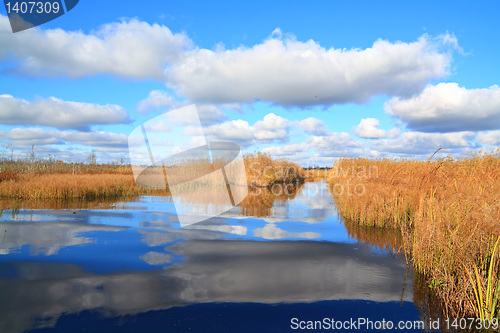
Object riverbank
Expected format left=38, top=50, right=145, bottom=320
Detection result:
left=0, top=153, right=305, bottom=201
left=0, top=172, right=163, bottom=200
left=328, top=151, right=500, bottom=318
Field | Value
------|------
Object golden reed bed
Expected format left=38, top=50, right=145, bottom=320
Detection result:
left=0, top=172, right=160, bottom=200
left=0, top=153, right=305, bottom=201
left=328, top=150, right=500, bottom=319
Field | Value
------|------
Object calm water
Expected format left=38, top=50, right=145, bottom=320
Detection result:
left=0, top=182, right=435, bottom=332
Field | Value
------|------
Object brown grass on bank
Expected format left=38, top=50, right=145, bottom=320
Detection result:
left=0, top=153, right=304, bottom=201
left=0, top=160, right=164, bottom=202
left=244, top=152, right=305, bottom=187
left=0, top=171, right=19, bottom=182
left=328, top=150, right=500, bottom=318
left=0, top=173, right=168, bottom=200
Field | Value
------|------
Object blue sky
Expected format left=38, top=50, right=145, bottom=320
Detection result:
left=1, top=0, right=500, bottom=166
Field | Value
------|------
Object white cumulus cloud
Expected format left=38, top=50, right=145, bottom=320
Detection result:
left=385, top=83, right=500, bottom=132
left=354, top=118, right=400, bottom=138
left=137, top=91, right=227, bottom=125
left=0, top=127, right=129, bottom=148
left=203, top=113, right=290, bottom=145
left=166, top=33, right=456, bottom=106
left=0, top=15, right=192, bottom=79
left=307, top=133, right=362, bottom=151
left=476, top=130, right=500, bottom=146
left=299, top=117, right=329, bottom=136
left=0, top=94, right=129, bottom=130
left=262, top=143, right=309, bottom=157
left=253, top=113, right=289, bottom=140
left=369, top=131, right=475, bottom=155
left=137, top=90, right=178, bottom=114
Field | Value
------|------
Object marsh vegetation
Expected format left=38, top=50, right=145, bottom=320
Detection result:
left=328, top=150, right=500, bottom=319
left=2, top=147, right=499, bottom=322
left=0, top=152, right=305, bottom=202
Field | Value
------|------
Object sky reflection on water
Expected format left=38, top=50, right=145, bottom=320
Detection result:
left=0, top=182, right=422, bottom=333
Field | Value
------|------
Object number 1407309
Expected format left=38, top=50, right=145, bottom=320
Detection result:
left=5, top=1, right=61, bottom=14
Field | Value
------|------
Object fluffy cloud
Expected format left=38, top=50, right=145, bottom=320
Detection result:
left=385, top=83, right=500, bottom=132
left=298, top=117, right=329, bottom=135
left=0, top=94, right=129, bottom=131
left=369, top=131, right=475, bottom=155
left=261, top=133, right=365, bottom=162
left=204, top=119, right=254, bottom=142
left=354, top=118, right=400, bottom=138
left=476, top=130, right=500, bottom=146
left=0, top=16, right=192, bottom=79
left=262, top=143, right=309, bottom=157
left=261, top=129, right=484, bottom=163
left=195, top=104, right=229, bottom=125
left=137, top=90, right=178, bottom=114
left=1, top=15, right=457, bottom=107
left=166, top=33, right=456, bottom=106
left=307, top=133, right=363, bottom=151
left=253, top=113, right=289, bottom=140
left=137, top=91, right=227, bottom=125
left=203, top=113, right=290, bottom=145
left=0, top=128, right=128, bottom=148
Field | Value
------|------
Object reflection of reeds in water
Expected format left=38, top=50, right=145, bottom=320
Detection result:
left=170, top=175, right=244, bottom=217
left=238, top=182, right=304, bottom=217
left=0, top=198, right=133, bottom=210
left=412, top=269, right=457, bottom=333
left=171, top=181, right=305, bottom=218
left=161, top=156, right=248, bottom=223
left=340, top=217, right=404, bottom=255
left=329, top=151, right=500, bottom=318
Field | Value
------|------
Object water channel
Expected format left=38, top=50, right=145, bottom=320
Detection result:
left=0, top=182, right=439, bottom=332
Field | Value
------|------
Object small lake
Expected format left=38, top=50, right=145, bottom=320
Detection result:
left=0, top=182, right=438, bottom=332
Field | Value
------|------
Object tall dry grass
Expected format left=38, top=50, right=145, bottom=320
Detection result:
left=328, top=150, right=500, bottom=318
left=244, top=152, right=305, bottom=187
left=0, top=158, right=164, bottom=203
left=0, top=172, right=167, bottom=200
left=0, top=153, right=304, bottom=202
